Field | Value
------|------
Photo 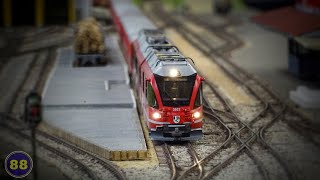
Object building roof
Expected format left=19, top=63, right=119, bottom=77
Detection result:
left=252, top=6, right=320, bottom=36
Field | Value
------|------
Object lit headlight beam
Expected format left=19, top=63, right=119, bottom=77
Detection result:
left=169, top=69, right=180, bottom=77
left=193, top=111, right=201, bottom=119
left=152, top=112, right=161, bottom=119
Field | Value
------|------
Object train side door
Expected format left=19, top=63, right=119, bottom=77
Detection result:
left=132, top=56, right=139, bottom=90
left=140, top=72, right=147, bottom=111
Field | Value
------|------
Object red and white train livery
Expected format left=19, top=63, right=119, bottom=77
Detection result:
left=110, top=0, right=204, bottom=141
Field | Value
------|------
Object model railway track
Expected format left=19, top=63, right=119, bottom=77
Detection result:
left=176, top=98, right=277, bottom=180
left=7, top=47, right=57, bottom=116
left=162, top=142, right=202, bottom=180
left=153, top=142, right=168, bottom=167
left=147, top=4, right=307, bottom=180
left=181, top=10, right=320, bottom=147
left=0, top=45, right=98, bottom=179
left=7, top=52, right=39, bottom=113
left=0, top=66, right=126, bottom=180
left=0, top=27, right=68, bottom=58
left=0, top=29, right=126, bottom=180
left=176, top=98, right=233, bottom=180
left=203, top=99, right=289, bottom=180
left=183, top=14, right=244, bottom=57
left=0, top=26, right=62, bottom=40
left=152, top=85, right=231, bottom=180
left=36, top=130, right=126, bottom=180
left=0, top=115, right=98, bottom=180
left=190, top=13, right=320, bottom=148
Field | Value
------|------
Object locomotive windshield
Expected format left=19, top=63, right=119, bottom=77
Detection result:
left=155, top=74, right=196, bottom=107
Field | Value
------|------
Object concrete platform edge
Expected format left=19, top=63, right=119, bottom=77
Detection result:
left=38, top=121, right=148, bottom=161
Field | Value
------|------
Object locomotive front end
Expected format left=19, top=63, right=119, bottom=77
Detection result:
left=148, top=70, right=204, bottom=141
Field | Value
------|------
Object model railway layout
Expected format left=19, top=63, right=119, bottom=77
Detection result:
left=0, top=0, right=319, bottom=180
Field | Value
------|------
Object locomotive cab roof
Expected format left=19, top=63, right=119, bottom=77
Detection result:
left=147, top=53, right=197, bottom=77
left=137, top=29, right=198, bottom=77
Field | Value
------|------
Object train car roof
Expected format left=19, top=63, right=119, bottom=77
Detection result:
left=147, top=53, right=197, bottom=77
left=135, top=29, right=197, bottom=77
left=112, top=1, right=141, bottom=18
left=110, top=0, right=197, bottom=77
left=252, top=6, right=320, bottom=36
left=121, top=17, right=156, bottom=42
left=111, top=0, right=156, bottom=42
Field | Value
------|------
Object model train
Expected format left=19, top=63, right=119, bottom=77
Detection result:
left=110, top=0, right=204, bottom=141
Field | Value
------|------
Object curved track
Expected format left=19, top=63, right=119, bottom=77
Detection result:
left=0, top=28, right=126, bottom=180
left=36, top=130, right=126, bottom=180
left=0, top=114, right=98, bottom=180
left=162, top=142, right=203, bottom=180
left=180, top=10, right=320, bottom=149
left=145, top=3, right=320, bottom=180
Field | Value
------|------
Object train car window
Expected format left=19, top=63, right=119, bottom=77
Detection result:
left=141, top=40, right=149, bottom=51
left=138, top=69, right=140, bottom=85
left=143, top=73, right=145, bottom=92
left=137, top=33, right=145, bottom=45
left=145, top=80, right=148, bottom=98
left=137, top=60, right=141, bottom=85
left=194, top=84, right=202, bottom=108
left=147, top=82, right=158, bottom=109
left=149, top=55, right=158, bottom=68
left=133, top=56, right=138, bottom=75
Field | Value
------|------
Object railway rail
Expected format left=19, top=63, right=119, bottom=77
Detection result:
left=0, top=113, right=126, bottom=180
left=146, top=3, right=320, bottom=180
left=162, top=142, right=203, bottom=180
left=183, top=9, right=320, bottom=150
left=0, top=28, right=126, bottom=180
left=0, top=27, right=71, bottom=58
left=1, top=4, right=319, bottom=180
left=173, top=93, right=286, bottom=180
left=0, top=114, right=98, bottom=180
left=179, top=10, right=320, bottom=144
left=36, top=130, right=126, bottom=180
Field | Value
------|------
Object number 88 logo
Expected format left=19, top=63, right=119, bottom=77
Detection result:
left=10, top=160, right=28, bottom=170
left=5, top=151, right=33, bottom=178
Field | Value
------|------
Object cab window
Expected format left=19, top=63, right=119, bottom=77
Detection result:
left=194, top=85, right=202, bottom=108
left=147, top=82, right=158, bottom=109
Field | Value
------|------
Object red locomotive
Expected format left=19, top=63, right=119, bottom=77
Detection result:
left=110, top=0, right=204, bottom=141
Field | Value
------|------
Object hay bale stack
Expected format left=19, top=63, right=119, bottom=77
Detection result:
left=74, top=18, right=106, bottom=54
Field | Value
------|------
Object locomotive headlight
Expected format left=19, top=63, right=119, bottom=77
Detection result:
left=192, top=111, right=201, bottom=119
left=169, top=69, right=180, bottom=77
left=152, top=112, right=161, bottom=119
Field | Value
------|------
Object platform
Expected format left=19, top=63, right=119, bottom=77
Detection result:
left=41, top=35, right=147, bottom=160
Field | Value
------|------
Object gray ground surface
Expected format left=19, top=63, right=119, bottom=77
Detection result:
left=229, top=17, right=320, bottom=96
left=42, top=35, right=146, bottom=151
left=227, top=11, right=320, bottom=121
